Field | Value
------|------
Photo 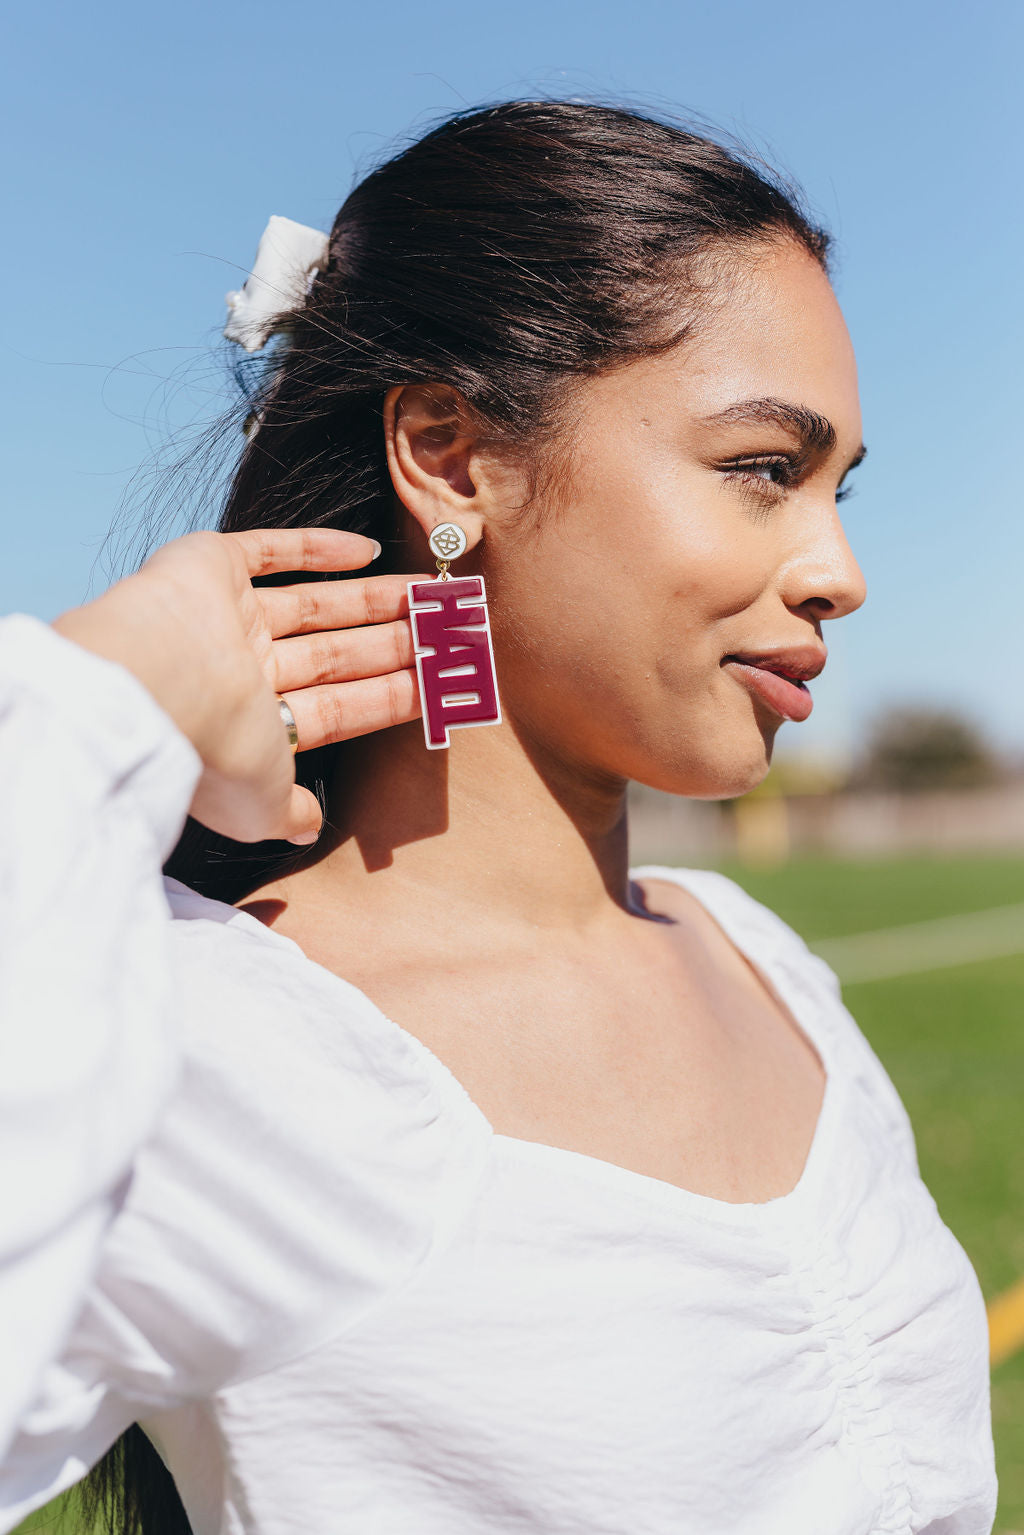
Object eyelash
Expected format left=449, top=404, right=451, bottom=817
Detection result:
left=722, top=455, right=855, bottom=507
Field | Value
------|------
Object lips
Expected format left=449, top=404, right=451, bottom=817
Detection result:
left=721, top=646, right=827, bottom=724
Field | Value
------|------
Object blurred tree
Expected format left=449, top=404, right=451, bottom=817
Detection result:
left=851, top=707, right=1002, bottom=792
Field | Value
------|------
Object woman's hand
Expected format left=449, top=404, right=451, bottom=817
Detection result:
left=52, top=528, right=421, bottom=845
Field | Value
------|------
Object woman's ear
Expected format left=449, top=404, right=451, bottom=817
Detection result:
left=383, top=383, right=489, bottom=551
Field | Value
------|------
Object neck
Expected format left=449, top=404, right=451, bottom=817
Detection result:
left=296, top=719, right=634, bottom=935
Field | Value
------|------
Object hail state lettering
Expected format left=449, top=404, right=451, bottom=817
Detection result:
left=408, top=575, right=502, bottom=749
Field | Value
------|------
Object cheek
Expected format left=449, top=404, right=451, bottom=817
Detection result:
left=489, top=524, right=767, bottom=718
left=486, top=452, right=774, bottom=719
left=587, top=446, right=772, bottom=623
left=484, top=510, right=781, bottom=792
left=639, top=472, right=770, bottom=606
left=639, top=512, right=775, bottom=702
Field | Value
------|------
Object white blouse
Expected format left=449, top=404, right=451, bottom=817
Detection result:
left=0, top=613, right=997, bottom=1534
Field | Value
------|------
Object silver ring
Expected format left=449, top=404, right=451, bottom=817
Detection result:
left=278, top=696, right=299, bottom=754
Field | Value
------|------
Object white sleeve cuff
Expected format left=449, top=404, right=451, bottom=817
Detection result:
left=0, top=612, right=203, bottom=859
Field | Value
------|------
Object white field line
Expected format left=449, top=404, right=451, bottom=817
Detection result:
left=810, top=902, right=1024, bottom=985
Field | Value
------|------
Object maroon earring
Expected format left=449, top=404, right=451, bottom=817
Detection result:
left=408, top=523, right=502, bottom=750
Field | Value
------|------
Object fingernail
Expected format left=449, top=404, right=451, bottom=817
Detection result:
left=370, top=540, right=382, bottom=560
left=288, top=828, right=321, bottom=846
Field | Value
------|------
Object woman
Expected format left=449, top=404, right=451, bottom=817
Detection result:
left=0, top=101, right=996, bottom=1533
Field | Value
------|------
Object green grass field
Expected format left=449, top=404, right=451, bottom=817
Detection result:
left=13, top=854, right=1024, bottom=1534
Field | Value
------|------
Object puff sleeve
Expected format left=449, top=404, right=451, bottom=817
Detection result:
left=0, top=613, right=201, bottom=1458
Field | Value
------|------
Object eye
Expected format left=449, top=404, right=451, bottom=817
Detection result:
left=721, top=455, right=799, bottom=497
left=835, top=481, right=855, bottom=504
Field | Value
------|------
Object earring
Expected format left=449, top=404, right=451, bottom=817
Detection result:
left=407, top=522, right=502, bottom=750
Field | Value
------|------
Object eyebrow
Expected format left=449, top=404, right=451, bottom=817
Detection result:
left=702, top=396, right=867, bottom=475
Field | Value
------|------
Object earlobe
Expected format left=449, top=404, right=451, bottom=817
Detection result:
left=383, top=383, right=486, bottom=551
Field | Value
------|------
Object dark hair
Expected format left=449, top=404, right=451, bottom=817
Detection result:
left=86, top=98, right=830, bottom=1534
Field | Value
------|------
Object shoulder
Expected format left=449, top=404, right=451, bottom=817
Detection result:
left=632, top=864, right=919, bottom=1162
left=74, top=876, right=491, bottom=1400
left=162, top=874, right=431, bottom=1093
left=632, top=863, right=841, bottom=1000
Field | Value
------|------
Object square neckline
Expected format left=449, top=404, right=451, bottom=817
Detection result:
left=168, top=864, right=843, bottom=1230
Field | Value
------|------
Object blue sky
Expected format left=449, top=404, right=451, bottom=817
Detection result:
left=3, top=0, right=1019, bottom=763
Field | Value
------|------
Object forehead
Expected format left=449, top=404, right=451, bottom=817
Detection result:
left=673, top=240, right=861, bottom=436
left=573, top=239, right=861, bottom=450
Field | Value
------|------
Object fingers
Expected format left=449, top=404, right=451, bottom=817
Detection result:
left=280, top=669, right=421, bottom=751
left=272, top=619, right=415, bottom=693
left=197, top=782, right=325, bottom=847
left=226, top=527, right=382, bottom=580
left=281, top=785, right=327, bottom=846
left=259, top=573, right=426, bottom=641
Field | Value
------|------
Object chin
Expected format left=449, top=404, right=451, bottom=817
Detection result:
left=634, top=724, right=776, bottom=801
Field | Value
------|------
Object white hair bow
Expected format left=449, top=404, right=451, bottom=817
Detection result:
left=224, top=215, right=330, bottom=353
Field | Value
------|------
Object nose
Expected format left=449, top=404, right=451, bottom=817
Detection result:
left=778, top=504, right=867, bottom=622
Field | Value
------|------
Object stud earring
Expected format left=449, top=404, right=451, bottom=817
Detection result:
left=407, top=522, right=502, bottom=750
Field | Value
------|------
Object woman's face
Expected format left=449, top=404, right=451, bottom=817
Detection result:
left=484, top=238, right=867, bottom=798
